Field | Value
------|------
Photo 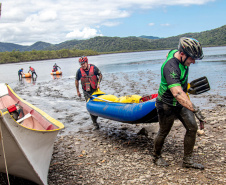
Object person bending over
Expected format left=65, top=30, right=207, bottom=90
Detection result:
left=154, top=37, right=206, bottom=170
left=28, top=66, right=38, bottom=78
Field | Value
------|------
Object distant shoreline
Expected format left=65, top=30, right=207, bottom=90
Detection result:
left=2, top=45, right=226, bottom=65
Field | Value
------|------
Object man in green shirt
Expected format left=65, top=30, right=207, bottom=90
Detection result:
left=154, top=37, right=205, bottom=169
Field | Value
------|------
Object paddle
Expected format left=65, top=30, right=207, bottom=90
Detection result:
left=17, top=113, right=32, bottom=123
left=187, top=76, right=210, bottom=95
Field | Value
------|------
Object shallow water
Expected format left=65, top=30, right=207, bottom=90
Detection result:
left=1, top=46, right=226, bottom=135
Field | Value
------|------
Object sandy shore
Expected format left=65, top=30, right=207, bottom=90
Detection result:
left=1, top=70, right=225, bottom=184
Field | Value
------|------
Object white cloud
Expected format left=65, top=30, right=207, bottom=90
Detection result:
left=0, top=0, right=215, bottom=45
left=66, top=27, right=103, bottom=39
left=148, top=23, right=155, bottom=26
left=38, top=10, right=58, bottom=22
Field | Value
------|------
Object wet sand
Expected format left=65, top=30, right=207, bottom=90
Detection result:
left=1, top=69, right=226, bottom=184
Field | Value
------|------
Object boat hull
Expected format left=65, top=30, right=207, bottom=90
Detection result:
left=22, top=73, right=31, bottom=78
left=0, top=83, right=64, bottom=185
left=86, top=98, right=158, bottom=123
left=50, top=71, right=62, bottom=75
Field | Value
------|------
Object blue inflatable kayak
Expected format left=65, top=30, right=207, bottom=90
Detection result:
left=86, top=93, right=158, bottom=123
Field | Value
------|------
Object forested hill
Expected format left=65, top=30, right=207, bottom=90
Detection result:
left=143, top=25, right=226, bottom=50
left=0, top=41, right=52, bottom=52
left=0, top=25, right=225, bottom=53
left=73, top=36, right=155, bottom=52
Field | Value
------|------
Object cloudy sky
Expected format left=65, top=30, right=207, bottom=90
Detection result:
left=0, top=0, right=225, bottom=45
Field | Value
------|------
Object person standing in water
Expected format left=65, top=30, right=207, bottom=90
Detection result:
left=28, top=66, right=38, bottom=78
left=75, top=56, right=102, bottom=130
left=18, top=68, right=24, bottom=80
left=53, top=63, right=61, bottom=72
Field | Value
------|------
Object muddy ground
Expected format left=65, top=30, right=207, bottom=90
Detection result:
left=47, top=104, right=226, bottom=185
left=0, top=70, right=226, bottom=184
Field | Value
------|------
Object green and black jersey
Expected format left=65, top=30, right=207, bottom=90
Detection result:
left=158, top=49, right=189, bottom=106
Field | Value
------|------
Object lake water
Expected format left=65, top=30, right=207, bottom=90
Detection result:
left=1, top=46, right=226, bottom=89
left=1, top=46, right=226, bottom=134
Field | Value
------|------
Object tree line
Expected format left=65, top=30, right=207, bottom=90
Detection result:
left=0, top=49, right=98, bottom=64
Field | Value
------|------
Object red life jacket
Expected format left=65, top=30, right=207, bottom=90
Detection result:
left=53, top=66, right=57, bottom=72
left=30, top=67, right=34, bottom=72
left=80, top=65, right=98, bottom=90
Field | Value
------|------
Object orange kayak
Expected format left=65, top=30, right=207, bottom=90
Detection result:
left=22, top=73, right=32, bottom=78
left=50, top=71, right=62, bottom=75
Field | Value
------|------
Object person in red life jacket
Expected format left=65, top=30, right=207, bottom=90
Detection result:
left=28, top=66, right=38, bottom=78
left=75, top=56, right=102, bottom=129
left=53, top=63, right=61, bottom=72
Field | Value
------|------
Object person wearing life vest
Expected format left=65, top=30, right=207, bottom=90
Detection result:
left=18, top=68, right=24, bottom=80
left=53, top=63, right=61, bottom=72
left=75, top=56, right=102, bottom=129
left=28, top=66, right=38, bottom=78
left=153, top=37, right=206, bottom=170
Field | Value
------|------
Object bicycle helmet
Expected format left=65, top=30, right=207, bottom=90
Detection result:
left=178, top=37, right=204, bottom=60
left=78, top=56, right=88, bottom=65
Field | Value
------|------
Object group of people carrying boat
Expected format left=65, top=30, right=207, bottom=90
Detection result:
left=18, top=66, right=38, bottom=80
left=18, top=63, right=61, bottom=81
left=75, top=37, right=208, bottom=170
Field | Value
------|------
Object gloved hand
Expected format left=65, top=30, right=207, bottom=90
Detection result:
left=199, top=121, right=205, bottom=130
left=192, top=104, right=206, bottom=130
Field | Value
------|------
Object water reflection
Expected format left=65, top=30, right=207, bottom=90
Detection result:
left=19, top=76, right=37, bottom=85
left=25, top=78, right=32, bottom=84
left=51, top=74, right=62, bottom=80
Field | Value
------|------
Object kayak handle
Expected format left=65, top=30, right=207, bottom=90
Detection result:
left=84, top=91, right=113, bottom=102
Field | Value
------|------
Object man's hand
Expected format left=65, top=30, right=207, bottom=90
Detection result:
left=75, top=80, right=81, bottom=97
left=194, top=110, right=205, bottom=122
left=193, top=104, right=206, bottom=130
left=193, top=104, right=205, bottom=121
left=199, top=121, right=205, bottom=130
left=77, top=91, right=81, bottom=97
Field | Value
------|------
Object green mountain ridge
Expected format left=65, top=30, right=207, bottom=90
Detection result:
left=0, top=25, right=225, bottom=53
